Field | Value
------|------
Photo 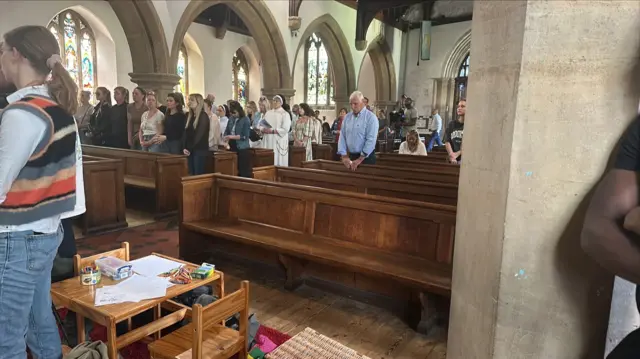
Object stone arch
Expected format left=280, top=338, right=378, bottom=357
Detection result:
left=107, top=0, right=170, bottom=74
left=362, top=35, right=397, bottom=105
left=172, top=0, right=292, bottom=98
left=293, top=14, right=357, bottom=111
left=443, top=29, right=471, bottom=79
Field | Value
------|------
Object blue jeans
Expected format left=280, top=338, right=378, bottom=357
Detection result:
left=0, top=225, right=63, bottom=359
left=427, top=132, right=444, bottom=151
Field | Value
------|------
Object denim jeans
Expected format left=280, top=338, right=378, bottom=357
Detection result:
left=0, top=225, right=63, bottom=359
left=427, top=132, right=444, bottom=151
left=188, top=150, right=209, bottom=175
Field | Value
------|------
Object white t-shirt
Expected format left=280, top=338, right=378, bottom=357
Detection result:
left=140, top=110, right=164, bottom=136
left=399, top=141, right=427, bottom=156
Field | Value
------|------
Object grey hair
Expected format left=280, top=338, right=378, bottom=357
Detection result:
left=349, top=91, right=364, bottom=102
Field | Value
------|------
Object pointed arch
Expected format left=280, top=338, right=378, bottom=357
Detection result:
left=107, top=0, right=170, bottom=74
left=293, top=14, right=356, bottom=109
left=363, top=35, right=397, bottom=104
left=172, top=0, right=292, bottom=94
left=443, top=29, right=471, bottom=79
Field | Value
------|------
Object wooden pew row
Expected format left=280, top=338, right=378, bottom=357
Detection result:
left=82, top=145, right=188, bottom=218
left=288, top=146, right=306, bottom=167
left=384, top=151, right=449, bottom=162
left=81, top=155, right=128, bottom=234
left=179, top=174, right=455, bottom=334
left=206, top=151, right=237, bottom=176
left=302, top=160, right=460, bottom=184
left=312, top=143, right=333, bottom=160
left=253, top=166, right=458, bottom=206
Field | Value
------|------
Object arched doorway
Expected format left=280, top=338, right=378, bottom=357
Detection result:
left=293, top=14, right=356, bottom=115
left=172, top=0, right=292, bottom=98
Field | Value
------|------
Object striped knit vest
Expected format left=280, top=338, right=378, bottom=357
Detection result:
left=0, top=95, right=77, bottom=225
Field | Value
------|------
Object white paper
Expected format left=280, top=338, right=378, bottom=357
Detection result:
left=130, top=255, right=183, bottom=278
left=94, top=274, right=168, bottom=306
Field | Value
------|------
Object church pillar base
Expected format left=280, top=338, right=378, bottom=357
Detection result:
left=129, top=72, right=181, bottom=102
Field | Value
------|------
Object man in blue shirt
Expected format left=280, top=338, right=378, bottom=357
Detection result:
left=337, top=91, right=379, bottom=170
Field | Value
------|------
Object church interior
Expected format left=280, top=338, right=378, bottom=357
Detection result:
left=5, top=0, right=640, bottom=358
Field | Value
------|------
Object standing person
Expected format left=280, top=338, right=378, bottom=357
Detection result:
left=205, top=98, right=221, bottom=151
left=88, top=87, right=111, bottom=146
left=183, top=94, right=210, bottom=175
left=445, top=99, right=465, bottom=164
left=109, top=86, right=129, bottom=148
left=153, top=93, right=186, bottom=154
left=400, top=97, right=418, bottom=141
left=217, top=104, right=230, bottom=144
left=128, top=87, right=148, bottom=149
left=337, top=91, right=379, bottom=170
left=334, top=107, right=347, bottom=143
left=139, top=92, right=165, bottom=152
left=0, top=25, right=79, bottom=358
left=261, top=95, right=291, bottom=166
left=293, top=103, right=314, bottom=161
left=224, top=101, right=252, bottom=177
left=75, top=90, right=93, bottom=144
left=427, top=108, right=444, bottom=151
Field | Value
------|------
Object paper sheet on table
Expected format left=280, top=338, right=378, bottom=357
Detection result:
left=94, top=274, right=168, bottom=306
left=130, top=255, right=183, bottom=278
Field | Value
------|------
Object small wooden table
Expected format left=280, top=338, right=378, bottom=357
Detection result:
left=51, top=253, right=224, bottom=359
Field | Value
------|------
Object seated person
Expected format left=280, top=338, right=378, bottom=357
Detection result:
left=398, top=130, right=427, bottom=156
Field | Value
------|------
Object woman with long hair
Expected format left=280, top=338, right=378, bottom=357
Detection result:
left=139, top=92, right=165, bottom=152
left=128, top=86, right=148, bottom=149
left=110, top=86, right=129, bottom=148
left=205, top=98, right=222, bottom=151
left=183, top=93, right=210, bottom=175
left=88, top=86, right=111, bottom=146
left=75, top=90, right=93, bottom=143
left=225, top=101, right=252, bottom=177
left=153, top=92, right=186, bottom=154
left=293, top=103, right=314, bottom=161
left=399, top=130, right=427, bottom=156
left=0, top=25, right=84, bottom=357
left=261, top=95, right=291, bottom=166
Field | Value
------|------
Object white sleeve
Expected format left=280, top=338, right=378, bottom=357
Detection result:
left=0, top=109, right=47, bottom=204
left=275, top=112, right=291, bottom=137
left=61, top=121, right=85, bottom=218
left=418, top=142, right=428, bottom=156
left=398, top=142, right=408, bottom=155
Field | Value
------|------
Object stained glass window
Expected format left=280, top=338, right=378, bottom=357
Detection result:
left=453, top=53, right=469, bottom=121
left=458, top=54, right=470, bottom=78
left=232, top=50, right=249, bottom=108
left=48, top=10, right=97, bottom=102
left=176, top=44, right=188, bottom=94
left=305, top=34, right=334, bottom=107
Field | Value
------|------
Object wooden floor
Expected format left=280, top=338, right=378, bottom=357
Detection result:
left=75, top=212, right=448, bottom=359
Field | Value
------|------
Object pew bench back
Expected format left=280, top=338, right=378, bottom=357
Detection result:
left=302, top=160, right=459, bottom=184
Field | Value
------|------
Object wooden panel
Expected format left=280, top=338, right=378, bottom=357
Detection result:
left=252, top=166, right=276, bottom=182
left=249, top=148, right=274, bottom=168
left=156, top=156, right=189, bottom=218
left=180, top=175, right=216, bottom=223
left=217, top=187, right=306, bottom=232
left=81, top=157, right=127, bottom=234
left=303, top=160, right=459, bottom=185
left=375, top=158, right=459, bottom=174
left=311, top=144, right=333, bottom=161
left=209, top=151, right=238, bottom=176
left=288, top=146, right=306, bottom=168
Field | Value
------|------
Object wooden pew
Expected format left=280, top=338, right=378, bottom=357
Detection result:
left=385, top=151, right=449, bottom=162
left=82, top=145, right=188, bottom=218
left=288, top=145, right=306, bottom=167
left=206, top=151, right=237, bottom=176
left=81, top=155, right=128, bottom=234
left=302, top=160, right=459, bottom=184
left=180, top=174, right=455, bottom=334
left=249, top=148, right=274, bottom=169
left=252, top=166, right=457, bottom=205
left=311, top=143, right=333, bottom=160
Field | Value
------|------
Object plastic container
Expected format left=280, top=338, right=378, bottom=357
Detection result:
left=95, top=256, right=132, bottom=281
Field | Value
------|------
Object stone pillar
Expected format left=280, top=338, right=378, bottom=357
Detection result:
left=129, top=73, right=181, bottom=102
left=448, top=1, right=640, bottom=359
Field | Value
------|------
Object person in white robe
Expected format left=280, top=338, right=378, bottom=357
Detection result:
left=260, top=95, right=291, bottom=166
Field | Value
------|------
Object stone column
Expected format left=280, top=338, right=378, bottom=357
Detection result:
left=448, top=1, right=640, bottom=358
left=129, top=73, right=181, bottom=102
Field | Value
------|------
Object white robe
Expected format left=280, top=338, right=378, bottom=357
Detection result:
left=261, top=107, right=291, bottom=166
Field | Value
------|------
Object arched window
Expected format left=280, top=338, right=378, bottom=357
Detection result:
left=453, top=53, right=469, bottom=120
left=176, top=44, right=189, bottom=94
left=48, top=10, right=97, bottom=101
left=305, top=33, right=334, bottom=108
left=232, top=50, right=249, bottom=108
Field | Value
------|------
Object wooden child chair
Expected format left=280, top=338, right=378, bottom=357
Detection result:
left=148, top=281, right=250, bottom=359
left=72, top=242, right=131, bottom=344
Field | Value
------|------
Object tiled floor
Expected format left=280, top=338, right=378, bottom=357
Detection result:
left=76, top=218, right=448, bottom=359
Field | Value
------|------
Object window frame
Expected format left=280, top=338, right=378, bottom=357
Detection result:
left=176, top=43, right=189, bottom=95
left=304, top=33, right=335, bottom=110
left=232, top=49, right=250, bottom=107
